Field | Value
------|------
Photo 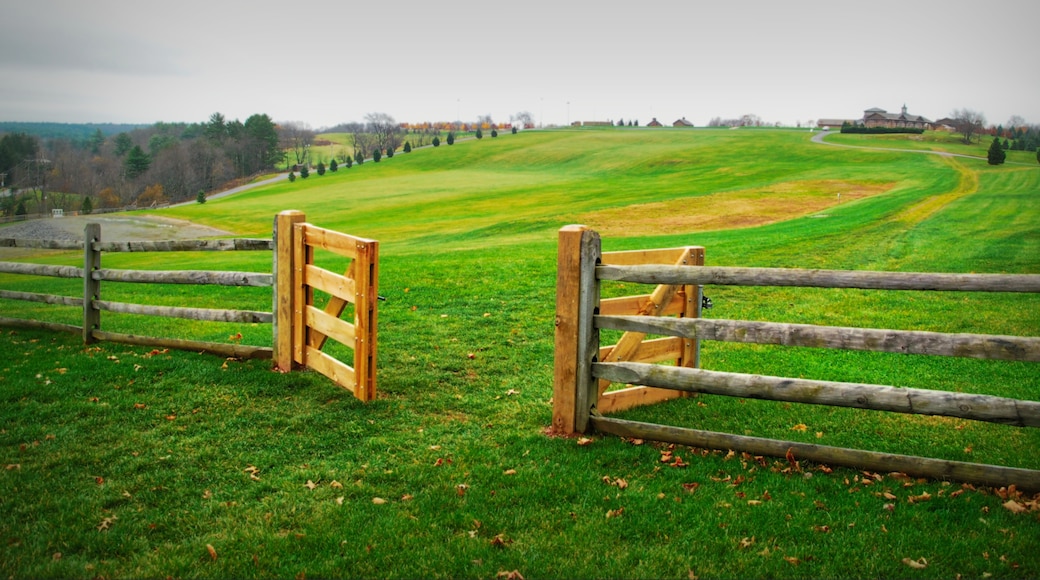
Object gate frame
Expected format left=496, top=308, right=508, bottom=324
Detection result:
left=274, top=210, right=378, bottom=401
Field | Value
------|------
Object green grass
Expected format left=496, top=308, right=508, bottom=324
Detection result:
left=2, top=128, right=1039, bottom=579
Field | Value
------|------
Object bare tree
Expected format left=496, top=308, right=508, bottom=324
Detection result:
left=950, top=108, right=986, bottom=144
left=365, top=112, right=401, bottom=154
left=511, top=111, right=534, bottom=128
left=279, top=121, right=315, bottom=168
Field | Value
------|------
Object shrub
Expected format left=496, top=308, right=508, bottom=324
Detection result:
left=288, top=172, right=296, bottom=182
left=329, top=158, right=338, bottom=172
left=404, top=142, right=412, bottom=153
left=373, top=149, right=382, bottom=163
left=300, top=165, right=309, bottom=178
left=447, top=132, right=455, bottom=145
left=345, top=155, right=353, bottom=168
left=491, top=129, right=498, bottom=138
left=840, top=124, right=924, bottom=135
left=476, top=128, right=483, bottom=139
left=81, top=195, right=94, bottom=214
left=386, top=147, right=394, bottom=158
left=196, top=190, right=206, bottom=204
left=317, top=162, right=326, bottom=176
left=987, top=137, right=1006, bottom=165
left=512, top=127, right=517, bottom=134
left=433, top=136, right=441, bottom=147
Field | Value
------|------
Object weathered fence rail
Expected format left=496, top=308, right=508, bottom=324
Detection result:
left=553, top=225, right=1040, bottom=489
left=0, top=223, right=274, bottom=359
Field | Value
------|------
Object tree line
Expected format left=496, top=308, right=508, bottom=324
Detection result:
left=1, top=112, right=280, bottom=216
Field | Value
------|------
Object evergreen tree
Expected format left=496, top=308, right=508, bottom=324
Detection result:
left=1002, top=138, right=1010, bottom=150
left=288, top=171, right=296, bottom=182
left=373, top=149, right=382, bottom=162
left=15, top=199, right=27, bottom=216
left=330, top=158, right=338, bottom=172
left=386, top=147, right=394, bottom=158
left=81, top=195, right=93, bottom=214
left=196, top=190, right=206, bottom=204
left=987, top=137, right=1007, bottom=165
left=124, top=145, right=151, bottom=178
left=345, top=155, right=353, bottom=168
left=447, top=132, right=455, bottom=145
left=476, top=128, right=483, bottom=139
left=403, top=141, right=412, bottom=153
left=317, top=161, right=326, bottom=175
left=300, top=165, right=310, bottom=178
left=433, top=136, right=441, bottom=147
left=491, top=129, right=498, bottom=138
left=511, top=127, right=517, bottom=134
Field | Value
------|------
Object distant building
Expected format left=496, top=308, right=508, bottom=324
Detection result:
left=647, top=118, right=663, bottom=127
left=817, top=118, right=855, bottom=129
left=673, top=118, right=693, bottom=127
left=862, top=105, right=932, bottom=130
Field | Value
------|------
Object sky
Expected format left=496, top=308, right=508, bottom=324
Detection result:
left=2, top=0, right=1038, bottom=130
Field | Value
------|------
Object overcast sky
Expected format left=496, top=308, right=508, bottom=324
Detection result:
left=2, top=0, right=1037, bottom=130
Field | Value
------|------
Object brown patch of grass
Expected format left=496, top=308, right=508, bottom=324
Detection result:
left=576, top=180, right=894, bottom=237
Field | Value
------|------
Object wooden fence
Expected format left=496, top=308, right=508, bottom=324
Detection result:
left=1, top=211, right=378, bottom=401
left=552, top=225, right=1040, bottom=489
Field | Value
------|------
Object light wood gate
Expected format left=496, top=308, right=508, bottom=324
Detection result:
left=274, top=211, right=378, bottom=401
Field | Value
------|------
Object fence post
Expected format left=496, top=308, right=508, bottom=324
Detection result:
left=552, top=225, right=601, bottom=435
left=273, top=210, right=305, bottom=372
left=83, top=223, right=101, bottom=344
left=353, top=238, right=379, bottom=401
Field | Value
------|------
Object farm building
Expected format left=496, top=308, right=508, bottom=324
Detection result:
left=862, top=105, right=933, bottom=130
left=647, top=118, right=663, bottom=127
left=673, top=118, right=694, bottom=127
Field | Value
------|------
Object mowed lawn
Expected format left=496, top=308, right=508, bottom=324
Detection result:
left=1, top=128, right=1039, bottom=579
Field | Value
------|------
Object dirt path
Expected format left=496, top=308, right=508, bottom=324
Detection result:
left=0, top=214, right=235, bottom=242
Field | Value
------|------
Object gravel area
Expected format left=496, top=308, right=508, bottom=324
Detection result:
left=0, top=215, right=236, bottom=258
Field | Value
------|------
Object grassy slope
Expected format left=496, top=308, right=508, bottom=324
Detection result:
left=2, top=129, right=1039, bottom=579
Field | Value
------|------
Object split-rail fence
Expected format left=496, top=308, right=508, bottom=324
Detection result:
left=0, top=210, right=378, bottom=401
left=552, top=225, right=1040, bottom=489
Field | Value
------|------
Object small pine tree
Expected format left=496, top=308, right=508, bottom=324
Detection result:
left=433, top=136, right=441, bottom=147
left=386, top=147, right=394, bottom=158
left=15, top=199, right=27, bottom=216
left=196, top=190, right=206, bottom=204
left=300, top=165, right=310, bottom=178
left=491, top=129, right=498, bottom=138
left=447, top=132, right=455, bottom=145
left=1001, top=138, right=1009, bottom=150
left=81, top=195, right=94, bottom=214
left=404, top=141, right=412, bottom=153
left=330, top=158, right=338, bottom=172
left=317, top=162, right=326, bottom=176
left=372, top=149, right=381, bottom=162
left=511, top=127, right=517, bottom=134
left=345, top=155, right=353, bottom=168
left=476, top=128, right=483, bottom=139
left=288, top=171, right=296, bottom=182
left=987, top=137, right=1006, bottom=165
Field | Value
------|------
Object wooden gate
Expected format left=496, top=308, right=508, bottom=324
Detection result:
left=274, top=211, right=378, bottom=401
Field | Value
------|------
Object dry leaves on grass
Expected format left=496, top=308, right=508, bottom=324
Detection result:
left=902, top=557, right=928, bottom=569
left=206, top=544, right=218, bottom=561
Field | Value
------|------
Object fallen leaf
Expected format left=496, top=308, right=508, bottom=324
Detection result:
left=336, top=497, right=345, bottom=505
left=813, top=525, right=830, bottom=533
left=490, top=533, right=512, bottom=547
left=206, top=544, right=218, bottom=561
left=908, top=492, right=932, bottom=504
left=505, top=389, right=519, bottom=396
left=1002, top=500, right=1028, bottom=514
left=576, top=437, right=593, bottom=446
left=401, top=494, right=414, bottom=501
left=305, top=480, right=318, bottom=490
left=372, top=497, right=387, bottom=505
left=901, top=557, right=928, bottom=569
left=682, top=482, right=700, bottom=493
left=496, top=569, right=524, bottom=580
left=738, top=536, right=755, bottom=549
left=606, top=507, right=625, bottom=519
left=52, top=552, right=61, bottom=561
left=330, top=480, right=343, bottom=489
left=783, top=556, right=800, bottom=565
left=202, top=489, right=212, bottom=499
left=790, top=424, right=808, bottom=432
left=503, top=469, right=517, bottom=476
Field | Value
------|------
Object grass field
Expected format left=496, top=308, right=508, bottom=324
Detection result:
left=2, top=128, right=1039, bottom=578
